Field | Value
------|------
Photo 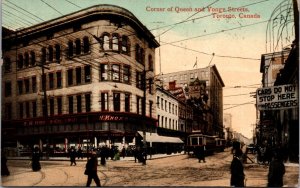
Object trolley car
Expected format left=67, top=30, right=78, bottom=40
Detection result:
left=186, top=133, right=226, bottom=156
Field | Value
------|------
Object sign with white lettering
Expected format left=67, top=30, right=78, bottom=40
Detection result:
left=256, top=84, right=298, bottom=110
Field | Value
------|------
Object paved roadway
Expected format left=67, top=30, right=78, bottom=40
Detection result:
left=1, top=150, right=299, bottom=187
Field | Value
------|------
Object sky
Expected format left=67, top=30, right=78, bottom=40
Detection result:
left=1, top=0, right=295, bottom=139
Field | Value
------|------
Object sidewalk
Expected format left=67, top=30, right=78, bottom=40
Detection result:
left=7, top=152, right=184, bottom=161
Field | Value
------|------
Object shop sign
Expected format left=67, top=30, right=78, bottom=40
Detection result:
left=99, top=115, right=128, bottom=121
left=256, top=84, right=298, bottom=110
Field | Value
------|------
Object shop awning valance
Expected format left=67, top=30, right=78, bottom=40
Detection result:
left=137, top=131, right=184, bottom=144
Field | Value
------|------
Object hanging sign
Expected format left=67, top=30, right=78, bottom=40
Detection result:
left=256, top=84, right=298, bottom=110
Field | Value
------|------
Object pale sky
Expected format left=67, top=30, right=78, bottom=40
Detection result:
left=1, top=0, right=295, bottom=138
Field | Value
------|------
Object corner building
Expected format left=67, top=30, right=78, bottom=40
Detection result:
left=2, top=5, right=159, bottom=153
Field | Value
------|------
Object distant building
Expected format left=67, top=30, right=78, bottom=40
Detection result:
left=159, top=65, right=225, bottom=138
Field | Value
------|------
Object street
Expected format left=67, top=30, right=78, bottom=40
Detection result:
left=1, top=149, right=299, bottom=187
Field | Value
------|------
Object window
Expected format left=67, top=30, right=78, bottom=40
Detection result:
left=24, top=52, right=29, bottom=67
left=49, top=73, right=54, bottom=89
left=55, top=44, right=61, bottom=62
left=101, top=93, right=108, bottom=111
left=30, top=51, right=36, bottom=66
left=67, top=69, right=73, bottom=86
left=76, top=67, right=82, bottom=84
left=56, top=72, right=62, bottom=88
left=125, top=93, right=130, bottom=112
left=32, top=101, right=37, bottom=117
left=112, top=34, right=119, bottom=51
left=75, top=39, right=81, bottom=55
left=148, top=55, right=153, bottom=71
left=77, top=95, right=82, bottom=113
left=157, top=96, right=160, bottom=109
left=57, top=97, right=62, bottom=115
left=148, top=78, right=153, bottom=94
left=123, top=65, right=130, bottom=84
left=68, top=96, right=73, bottom=114
left=161, top=116, right=164, bottom=127
left=165, top=101, right=167, bottom=111
left=85, top=94, right=91, bottom=112
left=19, top=102, right=23, bottom=119
left=136, top=71, right=142, bottom=89
left=112, top=64, right=120, bottom=81
left=4, top=81, right=11, bottom=97
left=100, top=64, right=108, bottom=81
left=4, top=57, right=11, bottom=72
left=4, top=103, right=12, bottom=120
left=161, top=98, right=164, bottom=110
left=135, top=44, right=140, bottom=62
left=32, top=77, right=37, bottom=93
left=103, top=34, right=110, bottom=50
left=17, top=54, right=23, bottom=69
left=149, top=101, right=153, bottom=118
left=83, top=36, right=90, bottom=53
left=140, top=48, right=145, bottom=65
left=136, top=96, right=141, bottom=114
left=41, top=74, right=46, bottom=91
left=17, top=80, right=23, bottom=95
left=41, top=47, right=46, bottom=63
left=165, top=117, right=167, bottom=128
left=24, top=79, right=30, bottom=93
left=113, top=93, right=120, bottom=111
left=169, top=119, right=171, bottom=129
left=48, top=46, right=53, bottom=62
left=50, top=98, right=54, bottom=116
left=68, top=41, right=74, bottom=57
left=157, top=115, right=160, bottom=127
left=122, top=36, right=129, bottom=53
left=172, top=104, right=174, bottom=114
left=169, top=102, right=171, bottom=113
left=84, top=65, right=91, bottom=83
left=25, top=102, right=29, bottom=117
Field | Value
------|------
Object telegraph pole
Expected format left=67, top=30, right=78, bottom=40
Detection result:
left=39, top=61, right=49, bottom=159
left=142, top=65, right=147, bottom=165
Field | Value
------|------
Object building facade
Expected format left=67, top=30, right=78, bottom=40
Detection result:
left=2, top=5, right=159, bottom=154
left=159, top=65, right=225, bottom=138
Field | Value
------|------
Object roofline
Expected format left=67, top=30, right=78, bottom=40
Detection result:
left=4, top=4, right=159, bottom=48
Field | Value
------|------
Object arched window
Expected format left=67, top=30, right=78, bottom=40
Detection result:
left=55, top=44, right=61, bottom=62
left=30, top=51, right=36, bottom=66
left=103, top=34, right=110, bottom=50
left=48, top=46, right=53, bottom=62
left=122, top=35, right=129, bottom=53
left=17, top=54, right=23, bottom=69
left=68, top=41, right=74, bottom=57
left=112, top=34, right=119, bottom=51
left=135, top=44, right=140, bottom=62
left=148, top=55, right=153, bottom=71
left=75, top=39, right=81, bottom=55
left=24, top=52, right=29, bottom=67
left=83, top=36, right=90, bottom=53
left=41, top=47, right=46, bottom=63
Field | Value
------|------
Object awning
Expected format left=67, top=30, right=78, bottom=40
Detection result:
left=137, top=131, right=184, bottom=144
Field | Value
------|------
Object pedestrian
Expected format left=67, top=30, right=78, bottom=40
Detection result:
left=267, top=151, right=285, bottom=187
left=230, top=149, right=245, bottom=187
left=85, top=152, right=101, bottom=187
left=32, top=146, right=41, bottom=171
left=1, top=150, right=10, bottom=176
left=100, top=147, right=106, bottom=166
left=69, top=147, right=77, bottom=166
left=77, top=146, right=83, bottom=159
left=198, top=145, right=206, bottom=163
left=121, top=146, right=126, bottom=159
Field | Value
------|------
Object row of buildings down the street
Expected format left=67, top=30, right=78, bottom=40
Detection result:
left=1, top=4, right=226, bottom=156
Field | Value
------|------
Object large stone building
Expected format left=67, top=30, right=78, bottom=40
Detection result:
left=2, top=5, right=159, bottom=153
left=159, top=65, right=225, bottom=138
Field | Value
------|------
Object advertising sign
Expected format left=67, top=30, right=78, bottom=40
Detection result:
left=256, top=84, right=298, bottom=110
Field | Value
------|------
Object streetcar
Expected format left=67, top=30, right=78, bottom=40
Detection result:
left=185, top=133, right=226, bottom=156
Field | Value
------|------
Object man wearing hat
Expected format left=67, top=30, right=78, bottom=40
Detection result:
left=85, top=151, right=101, bottom=187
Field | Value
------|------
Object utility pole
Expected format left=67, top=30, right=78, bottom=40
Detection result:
left=39, top=61, right=49, bottom=159
left=142, top=65, right=147, bottom=165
